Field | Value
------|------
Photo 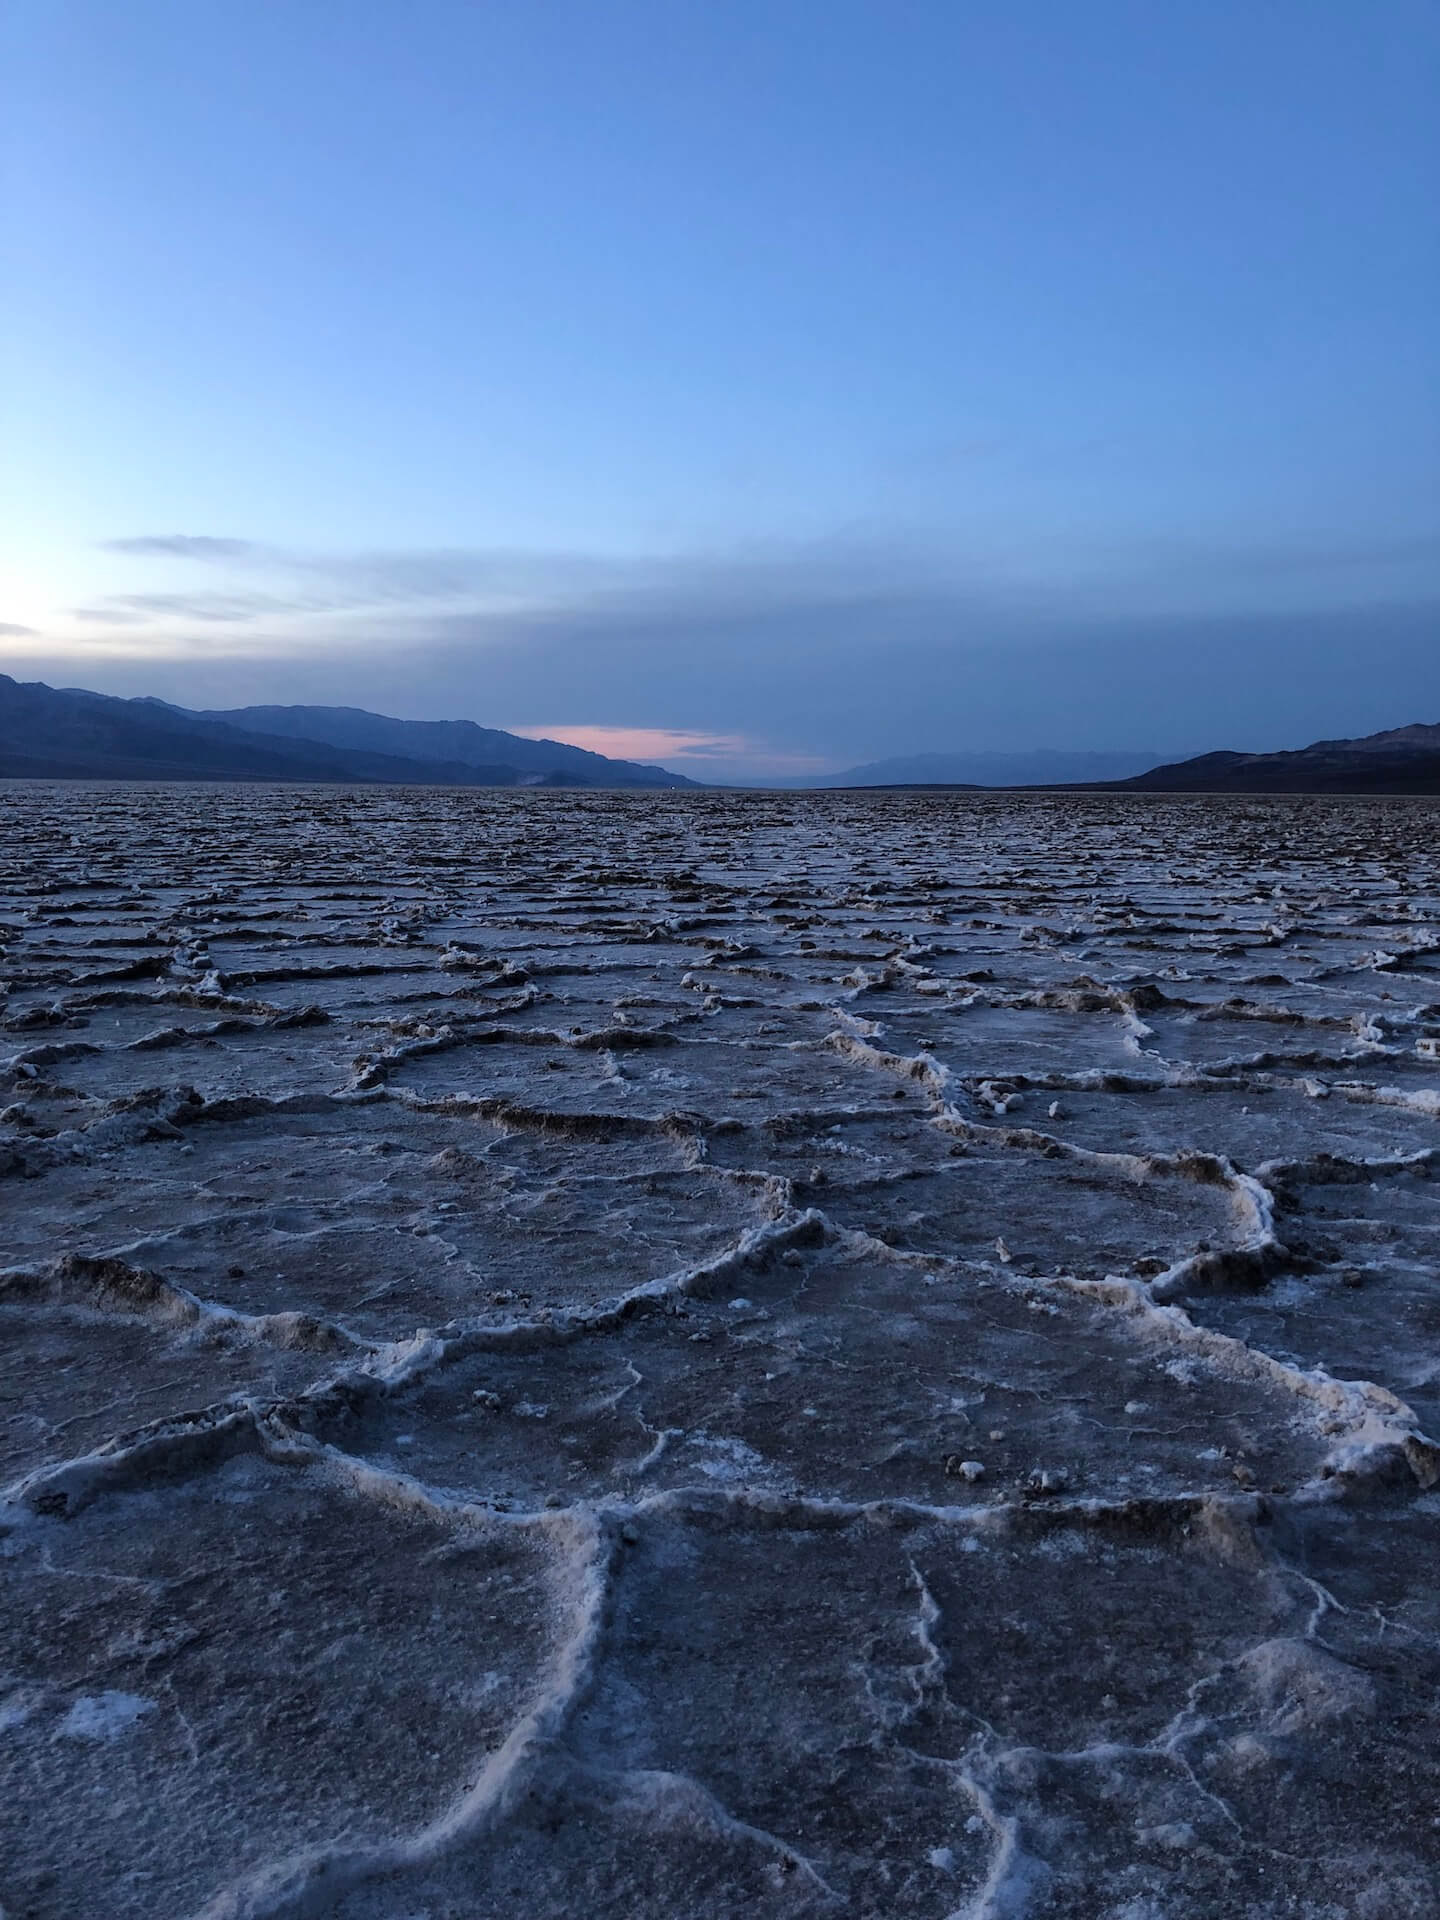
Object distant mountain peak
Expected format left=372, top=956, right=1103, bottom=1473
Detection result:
left=792, top=748, right=1168, bottom=789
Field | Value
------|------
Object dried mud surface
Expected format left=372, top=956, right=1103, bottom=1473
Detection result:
left=2, top=783, right=1439, bottom=1920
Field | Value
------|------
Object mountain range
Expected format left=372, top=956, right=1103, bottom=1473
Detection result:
left=0, top=677, right=694, bottom=788
left=1117, top=722, right=1440, bottom=794
left=800, top=730, right=1440, bottom=794
left=3, top=673, right=1438, bottom=793
left=794, top=749, right=1167, bottom=787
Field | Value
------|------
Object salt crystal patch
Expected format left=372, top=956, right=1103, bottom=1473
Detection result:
left=57, top=1692, right=155, bottom=1742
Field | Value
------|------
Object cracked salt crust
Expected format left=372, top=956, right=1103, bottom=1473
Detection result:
left=0, top=784, right=1438, bottom=1917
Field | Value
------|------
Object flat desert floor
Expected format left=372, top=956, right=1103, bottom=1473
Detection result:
left=2, top=784, right=1439, bottom=1920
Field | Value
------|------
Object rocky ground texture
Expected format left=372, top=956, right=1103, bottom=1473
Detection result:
left=2, top=784, right=1438, bottom=1920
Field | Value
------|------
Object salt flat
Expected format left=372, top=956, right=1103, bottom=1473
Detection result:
left=2, top=783, right=1438, bottom=1919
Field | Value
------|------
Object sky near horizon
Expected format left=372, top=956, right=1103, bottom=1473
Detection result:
left=3, top=2, right=1437, bottom=779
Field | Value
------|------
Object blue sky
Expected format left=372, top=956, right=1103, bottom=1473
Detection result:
left=3, top=1, right=1437, bottom=777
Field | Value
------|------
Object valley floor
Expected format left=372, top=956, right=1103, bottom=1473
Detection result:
left=2, top=784, right=1438, bottom=1919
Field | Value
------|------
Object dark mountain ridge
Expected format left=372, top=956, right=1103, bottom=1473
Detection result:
left=195, top=702, right=680, bottom=784
left=0, top=677, right=695, bottom=788
left=1118, top=722, right=1440, bottom=794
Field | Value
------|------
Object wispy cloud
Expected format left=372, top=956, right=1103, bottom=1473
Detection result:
left=96, top=524, right=1440, bottom=639
left=97, top=527, right=1015, bottom=620
left=108, top=592, right=310, bottom=623
left=0, top=622, right=38, bottom=638
left=99, top=535, right=632, bottom=611
left=105, top=536, right=259, bottom=561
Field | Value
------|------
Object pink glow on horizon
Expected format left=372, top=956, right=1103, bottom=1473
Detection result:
left=503, top=722, right=832, bottom=774
left=507, top=724, right=750, bottom=762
